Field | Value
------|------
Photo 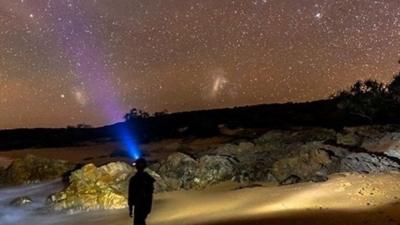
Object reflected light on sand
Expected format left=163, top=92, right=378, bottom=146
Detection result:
left=150, top=173, right=400, bottom=225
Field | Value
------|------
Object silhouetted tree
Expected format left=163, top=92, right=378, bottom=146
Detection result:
left=388, top=73, right=400, bottom=103
left=336, top=79, right=389, bottom=122
left=124, top=108, right=150, bottom=121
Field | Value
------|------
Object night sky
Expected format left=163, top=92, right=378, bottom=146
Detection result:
left=1, top=0, right=400, bottom=129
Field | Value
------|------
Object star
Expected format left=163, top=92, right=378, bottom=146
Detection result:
left=1, top=0, right=399, bottom=128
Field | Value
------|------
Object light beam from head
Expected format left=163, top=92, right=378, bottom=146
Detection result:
left=45, top=1, right=142, bottom=159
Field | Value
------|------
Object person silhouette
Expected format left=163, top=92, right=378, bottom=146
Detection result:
left=128, top=158, right=155, bottom=225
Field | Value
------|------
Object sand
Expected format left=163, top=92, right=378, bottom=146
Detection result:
left=1, top=172, right=400, bottom=225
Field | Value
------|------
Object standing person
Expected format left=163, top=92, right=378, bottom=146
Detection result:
left=128, top=158, right=155, bottom=225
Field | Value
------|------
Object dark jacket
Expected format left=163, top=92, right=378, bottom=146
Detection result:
left=128, top=171, right=155, bottom=214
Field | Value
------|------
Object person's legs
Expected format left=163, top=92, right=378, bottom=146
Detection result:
left=134, top=209, right=148, bottom=225
left=134, top=215, right=144, bottom=225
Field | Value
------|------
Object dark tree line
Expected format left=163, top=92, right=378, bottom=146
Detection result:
left=334, top=73, right=400, bottom=122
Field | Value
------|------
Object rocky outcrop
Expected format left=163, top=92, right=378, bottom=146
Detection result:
left=340, top=153, right=400, bottom=173
left=48, top=162, right=133, bottom=212
left=49, top=153, right=240, bottom=212
left=48, top=161, right=168, bottom=212
left=193, top=155, right=238, bottom=189
left=336, top=126, right=400, bottom=161
left=14, top=125, right=400, bottom=213
left=361, top=132, right=400, bottom=159
left=155, top=152, right=198, bottom=190
left=2, top=155, right=74, bottom=185
left=155, top=152, right=238, bottom=190
left=271, top=142, right=335, bottom=182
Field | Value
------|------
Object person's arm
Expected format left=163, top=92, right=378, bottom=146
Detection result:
left=128, top=178, right=134, bottom=217
left=150, top=179, right=154, bottom=195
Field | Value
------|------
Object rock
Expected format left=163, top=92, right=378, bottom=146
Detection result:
left=146, top=169, right=169, bottom=193
left=213, top=142, right=255, bottom=156
left=361, top=132, right=400, bottom=153
left=298, top=128, right=337, bottom=143
left=340, top=153, right=400, bottom=173
left=2, top=155, right=74, bottom=185
left=234, top=148, right=279, bottom=183
left=279, top=175, right=301, bottom=185
left=212, top=142, right=282, bottom=183
left=157, top=152, right=198, bottom=190
left=310, top=172, right=329, bottom=183
left=49, top=161, right=167, bottom=212
left=193, top=155, right=238, bottom=189
left=355, top=132, right=400, bottom=160
left=254, top=130, right=288, bottom=145
left=319, top=144, right=351, bottom=159
left=271, top=142, right=335, bottom=182
left=384, top=149, right=400, bottom=161
left=339, top=126, right=400, bottom=155
left=0, top=156, right=13, bottom=169
left=255, top=128, right=336, bottom=145
left=155, top=152, right=242, bottom=189
left=336, top=133, right=362, bottom=147
left=48, top=162, right=133, bottom=212
left=9, top=196, right=33, bottom=207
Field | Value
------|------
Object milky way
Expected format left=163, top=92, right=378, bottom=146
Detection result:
left=1, top=0, right=400, bottom=128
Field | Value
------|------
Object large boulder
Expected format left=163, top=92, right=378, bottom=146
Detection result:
left=48, top=162, right=133, bottom=212
left=2, top=155, right=74, bottom=185
left=49, top=161, right=167, bottom=212
left=338, top=127, right=400, bottom=160
left=156, top=152, right=198, bottom=190
left=155, top=152, right=241, bottom=190
left=225, top=143, right=280, bottom=183
left=360, top=132, right=400, bottom=159
left=193, top=155, right=238, bottom=189
left=338, top=126, right=400, bottom=153
left=271, top=142, right=335, bottom=182
left=340, top=153, right=400, bottom=173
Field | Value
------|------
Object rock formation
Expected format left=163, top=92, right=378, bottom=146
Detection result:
left=8, top=125, right=400, bottom=213
left=1, top=154, right=74, bottom=185
left=48, top=161, right=167, bottom=212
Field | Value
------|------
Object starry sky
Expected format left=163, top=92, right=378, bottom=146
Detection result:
left=1, top=0, right=400, bottom=129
